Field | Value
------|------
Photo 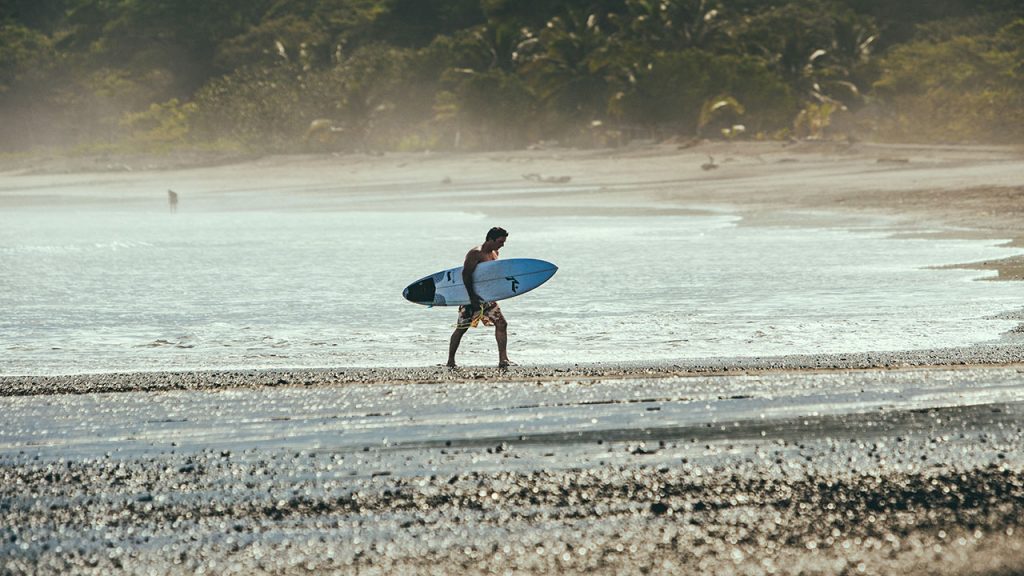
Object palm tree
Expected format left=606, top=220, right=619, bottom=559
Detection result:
left=518, top=9, right=628, bottom=130
left=610, top=0, right=730, bottom=52
left=739, top=2, right=877, bottom=108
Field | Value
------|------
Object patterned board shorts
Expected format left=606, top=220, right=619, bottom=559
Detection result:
left=456, top=301, right=505, bottom=329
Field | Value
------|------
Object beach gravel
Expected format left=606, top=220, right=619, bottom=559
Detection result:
left=3, top=358, right=1024, bottom=575
left=3, top=430, right=1023, bottom=575
left=5, top=345, right=1024, bottom=397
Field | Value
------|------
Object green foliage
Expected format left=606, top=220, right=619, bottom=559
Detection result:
left=190, top=44, right=417, bottom=152
left=1, top=0, right=1023, bottom=153
left=0, top=23, right=53, bottom=94
left=793, top=101, right=840, bottom=139
left=698, top=96, right=744, bottom=136
left=613, top=50, right=795, bottom=136
left=609, top=0, right=732, bottom=53
left=0, top=23, right=59, bottom=150
left=120, top=98, right=196, bottom=150
left=871, top=27, right=1024, bottom=143
left=0, top=0, right=69, bottom=32
left=737, top=0, right=878, bottom=111
left=842, top=0, right=1022, bottom=49
left=518, top=9, right=628, bottom=134
left=213, top=0, right=385, bottom=71
left=371, top=0, right=485, bottom=47
left=446, top=68, right=535, bottom=148
left=214, top=15, right=330, bottom=71
left=191, top=63, right=329, bottom=151
left=59, top=0, right=271, bottom=95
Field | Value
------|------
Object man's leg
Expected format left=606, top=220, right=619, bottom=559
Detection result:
left=495, top=318, right=510, bottom=368
left=447, top=327, right=468, bottom=367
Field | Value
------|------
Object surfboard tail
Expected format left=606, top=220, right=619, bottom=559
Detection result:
left=403, top=277, right=437, bottom=305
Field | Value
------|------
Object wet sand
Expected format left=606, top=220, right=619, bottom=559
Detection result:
left=4, top=364, right=1024, bottom=574
left=3, top=142, right=1024, bottom=574
left=4, top=345, right=1024, bottom=396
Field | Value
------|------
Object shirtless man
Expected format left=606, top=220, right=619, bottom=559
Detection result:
left=447, top=227, right=511, bottom=369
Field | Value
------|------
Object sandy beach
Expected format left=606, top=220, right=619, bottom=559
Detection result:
left=3, top=141, right=1024, bottom=574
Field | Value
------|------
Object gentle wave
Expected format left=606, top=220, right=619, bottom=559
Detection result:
left=0, top=240, right=154, bottom=254
left=2, top=210, right=1023, bottom=375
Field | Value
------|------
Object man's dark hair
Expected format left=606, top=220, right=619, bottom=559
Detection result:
left=486, top=227, right=509, bottom=241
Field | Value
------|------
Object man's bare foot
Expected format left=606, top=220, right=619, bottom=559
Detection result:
left=497, top=360, right=516, bottom=370
left=445, top=362, right=458, bottom=370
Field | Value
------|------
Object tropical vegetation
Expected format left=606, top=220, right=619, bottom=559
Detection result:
left=1, top=0, right=1022, bottom=153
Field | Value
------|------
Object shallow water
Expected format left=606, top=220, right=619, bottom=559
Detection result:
left=5, top=366, right=1024, bottom=470
left=1, top=208, right=1022, bottom=375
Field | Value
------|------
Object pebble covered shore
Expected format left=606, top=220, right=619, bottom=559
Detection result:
left=4, top=454, right=1024, bottom=575
left=5, top=344, right=1024, bottom=397
left=3, top=350, right=1024, bottom=575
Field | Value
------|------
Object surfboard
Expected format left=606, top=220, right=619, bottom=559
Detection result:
left=403, top=258, right=558, bottom=306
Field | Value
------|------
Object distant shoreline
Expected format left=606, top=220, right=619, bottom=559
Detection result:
left=3, top=141, right=1021, bottom=247
left=0, top=148, right=260, bottom=176
left=2, top=139, right=1021, bottom=174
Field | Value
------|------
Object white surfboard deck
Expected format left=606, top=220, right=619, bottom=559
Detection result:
left=403, top=258, right=558, bottom=306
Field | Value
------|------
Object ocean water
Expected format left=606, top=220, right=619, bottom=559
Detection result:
left=1, top=209, right=1022, bottom=375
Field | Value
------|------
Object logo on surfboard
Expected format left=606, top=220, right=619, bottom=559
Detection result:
left=505, top=276, right=519, bottom=293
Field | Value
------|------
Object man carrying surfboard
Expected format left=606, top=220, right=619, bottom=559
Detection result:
left=447, top=227, right=511, bottom=369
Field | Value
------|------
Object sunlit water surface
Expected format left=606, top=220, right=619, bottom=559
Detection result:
left=1, top=210, right=1022, bottom=375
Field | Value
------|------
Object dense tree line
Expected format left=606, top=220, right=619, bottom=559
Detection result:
left=1, top=0, right=1022, bottom=153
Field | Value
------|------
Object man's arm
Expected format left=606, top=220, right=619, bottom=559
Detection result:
left=462, top=250, right=482, bottom=308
